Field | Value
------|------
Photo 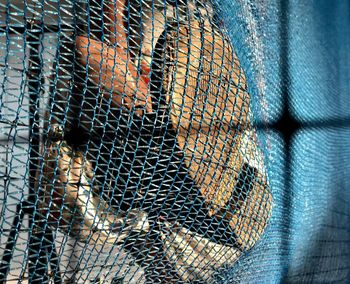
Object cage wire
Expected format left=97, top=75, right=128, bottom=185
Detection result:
left=0, top=0, right=350, bottom=283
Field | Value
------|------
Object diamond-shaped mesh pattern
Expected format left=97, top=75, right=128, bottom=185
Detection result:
left=0, top=0, right=349, bottom=283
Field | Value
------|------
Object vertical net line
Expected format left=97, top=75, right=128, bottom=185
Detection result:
left=26, top=19, right=48, bottom=283
left=25, top=19, right=61, bottom=283
left=0, top=1, right=26, bottom=281
left=278, top=0, right=292, bottom=276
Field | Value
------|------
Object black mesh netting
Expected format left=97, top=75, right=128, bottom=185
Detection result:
left=0, top=0, right=349, bottom=283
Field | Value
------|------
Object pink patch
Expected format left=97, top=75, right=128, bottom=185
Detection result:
left=141, top=61, right=151, bottom=85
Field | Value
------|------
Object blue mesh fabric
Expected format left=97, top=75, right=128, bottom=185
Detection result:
left=219, top=1, right=350, bottom=283
left=0, top=0, right=349, bottom=283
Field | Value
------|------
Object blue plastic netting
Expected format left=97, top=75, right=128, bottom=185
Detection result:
left=0, top=0, right=349, bottom=283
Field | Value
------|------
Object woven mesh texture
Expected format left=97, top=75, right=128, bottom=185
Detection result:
left=0, top=0, right=349, bottom=283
